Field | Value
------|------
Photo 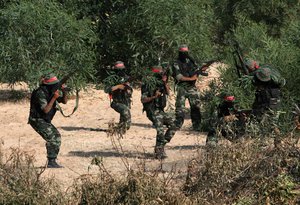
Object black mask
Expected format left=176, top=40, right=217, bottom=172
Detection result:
left=115, top=69, right=128, bottom=77
left=43, top=82, right=59, bottom=94
left=178, top=52, right=189, bottom=62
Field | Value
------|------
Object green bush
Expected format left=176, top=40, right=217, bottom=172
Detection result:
left=96, top=0, right=216, bottom=81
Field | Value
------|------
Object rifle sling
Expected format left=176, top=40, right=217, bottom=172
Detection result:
left=56, top=89, right=80, bottom=117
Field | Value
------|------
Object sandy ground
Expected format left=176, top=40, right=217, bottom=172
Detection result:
left=0, top=66, right=221, bottom=190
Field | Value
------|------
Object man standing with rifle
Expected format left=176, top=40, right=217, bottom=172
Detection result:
left=141, top=66, right=177, bottom=159
left=104, top=61, right=133, bottom=134
left=172, top=45, right=209, bottom=131
left=28, top=73, right=68, bottom=168
left=232, top=42, right=285, bottom=145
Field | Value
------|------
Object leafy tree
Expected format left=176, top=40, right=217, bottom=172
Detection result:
left=212, top=0, right=300, bottom=134
left=96, top=0, right=216, bottom=80
left=213, top=0, right=300, bottom=43
left=0, top=0, right=96, bottom=88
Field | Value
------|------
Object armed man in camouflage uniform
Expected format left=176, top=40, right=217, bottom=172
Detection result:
left=251, top=66, right=284, bottom=145
left=243, top=59, right=284, bottom=144
left=104, top=61, right=133, bottom=134
left=28, top=73, right=68, bottom=168
left=141, top=66, right=177, bottom=159
left=206, top=93, right=247, bottom=146
left=172, top=45, right=206, bottom=131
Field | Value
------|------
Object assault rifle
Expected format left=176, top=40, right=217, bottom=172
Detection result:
left=105, top=68, right=133, bottom=93
left=189, top=60, right=217, bottom=76
left=51, top=72, right=79, bottom=117
left=50, top=72, right=74, bottom=94
left=235, top=109, right=252, bottom=116
left=231, top=41, right=249, bottom=78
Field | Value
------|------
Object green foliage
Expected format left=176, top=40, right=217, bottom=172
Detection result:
left=97, top=0, right=216, bottom=79
left=0, top=0, right=96, bottom=88
left=213, top=0, right=300, bottom=43
left=213, top=7, right=300, bottom=134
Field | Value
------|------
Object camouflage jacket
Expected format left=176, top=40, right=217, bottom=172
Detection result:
left=104, top=74, right=132, bottom=105
left=141, top=81, right=167, bottom=112
left=29, top=85, right=64, bottom=123
left=172, top=58, right=197, bottom=87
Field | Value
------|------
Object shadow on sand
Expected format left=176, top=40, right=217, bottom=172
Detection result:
left=68, top=150, right=154, bottom=159
left=59, top=126, right=108, bottom=132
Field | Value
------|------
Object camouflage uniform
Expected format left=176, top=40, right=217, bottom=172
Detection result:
left=206, top=96, right=245, bottom=146
left=104, top=62, right=132, bottom=132
left=28, top=84, right=64, bottom=161
left=173, top=58, right=202, bottom=131
left=141, top=70, right=177, bottom=159
left=251, top=66, right=284, bottom=141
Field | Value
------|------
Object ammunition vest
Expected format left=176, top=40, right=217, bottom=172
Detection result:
left=29, top=86, right=57, bottom=123
left=173, top=59, right=196, bottom=87
left=252, top=87, right=281, bottom=115
left=111, top=85, right=133, bottom=105
left=142, top=84, right=167, bottom=112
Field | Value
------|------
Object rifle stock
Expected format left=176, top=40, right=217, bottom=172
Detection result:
left=235, top=109, right=252, bottom=119
left=191, top=60, right=217, bottom=76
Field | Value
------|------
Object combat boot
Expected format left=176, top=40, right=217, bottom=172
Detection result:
left=154, top=146, right=167, bottom=160
left=47, top=159, right=64, bottom=168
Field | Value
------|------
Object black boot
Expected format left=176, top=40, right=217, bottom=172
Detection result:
left=154, top=146, right=167, bottom=160
left=47, top=158, right=64, bottom=168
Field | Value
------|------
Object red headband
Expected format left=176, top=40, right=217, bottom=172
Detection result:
left=43, top=76, right=58, bottom=83
left=179, top=47, right=189, bottom=52
left=151, top=68, right=162, bottom=73
left=224, top=96, right=235, bottom=102
left=115, top=63, right=125, bottom=68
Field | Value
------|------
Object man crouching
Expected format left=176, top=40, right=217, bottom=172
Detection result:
left=28, top=73, right=68, bottom=168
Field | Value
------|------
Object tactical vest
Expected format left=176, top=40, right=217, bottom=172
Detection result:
left=111, top=86, right=132, bottom=105
left=252, top=86, right=281, bottom=115
left=173, top=59, right=196, bottom=86
left=218, top=102, right=236, bottom=118
left=29, top=86, right=57, bottom=123
left=142, top=84, right=167, bottom=112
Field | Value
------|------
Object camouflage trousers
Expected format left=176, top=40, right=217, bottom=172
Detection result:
left=175, top=85, right=201, bottom=130
left=146, top=109, right=177, bottom=147
left=111, top=101, right=131, bottom=131
left=29, top=118, right=61, bottom=160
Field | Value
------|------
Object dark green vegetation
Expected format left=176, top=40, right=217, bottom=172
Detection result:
left=1, top=1, right=300, bottom=97
left=1, top=0, right=300, bottom=204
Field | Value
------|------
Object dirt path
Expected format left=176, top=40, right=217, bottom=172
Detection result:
left=0, top=65, right=221, bottom=190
